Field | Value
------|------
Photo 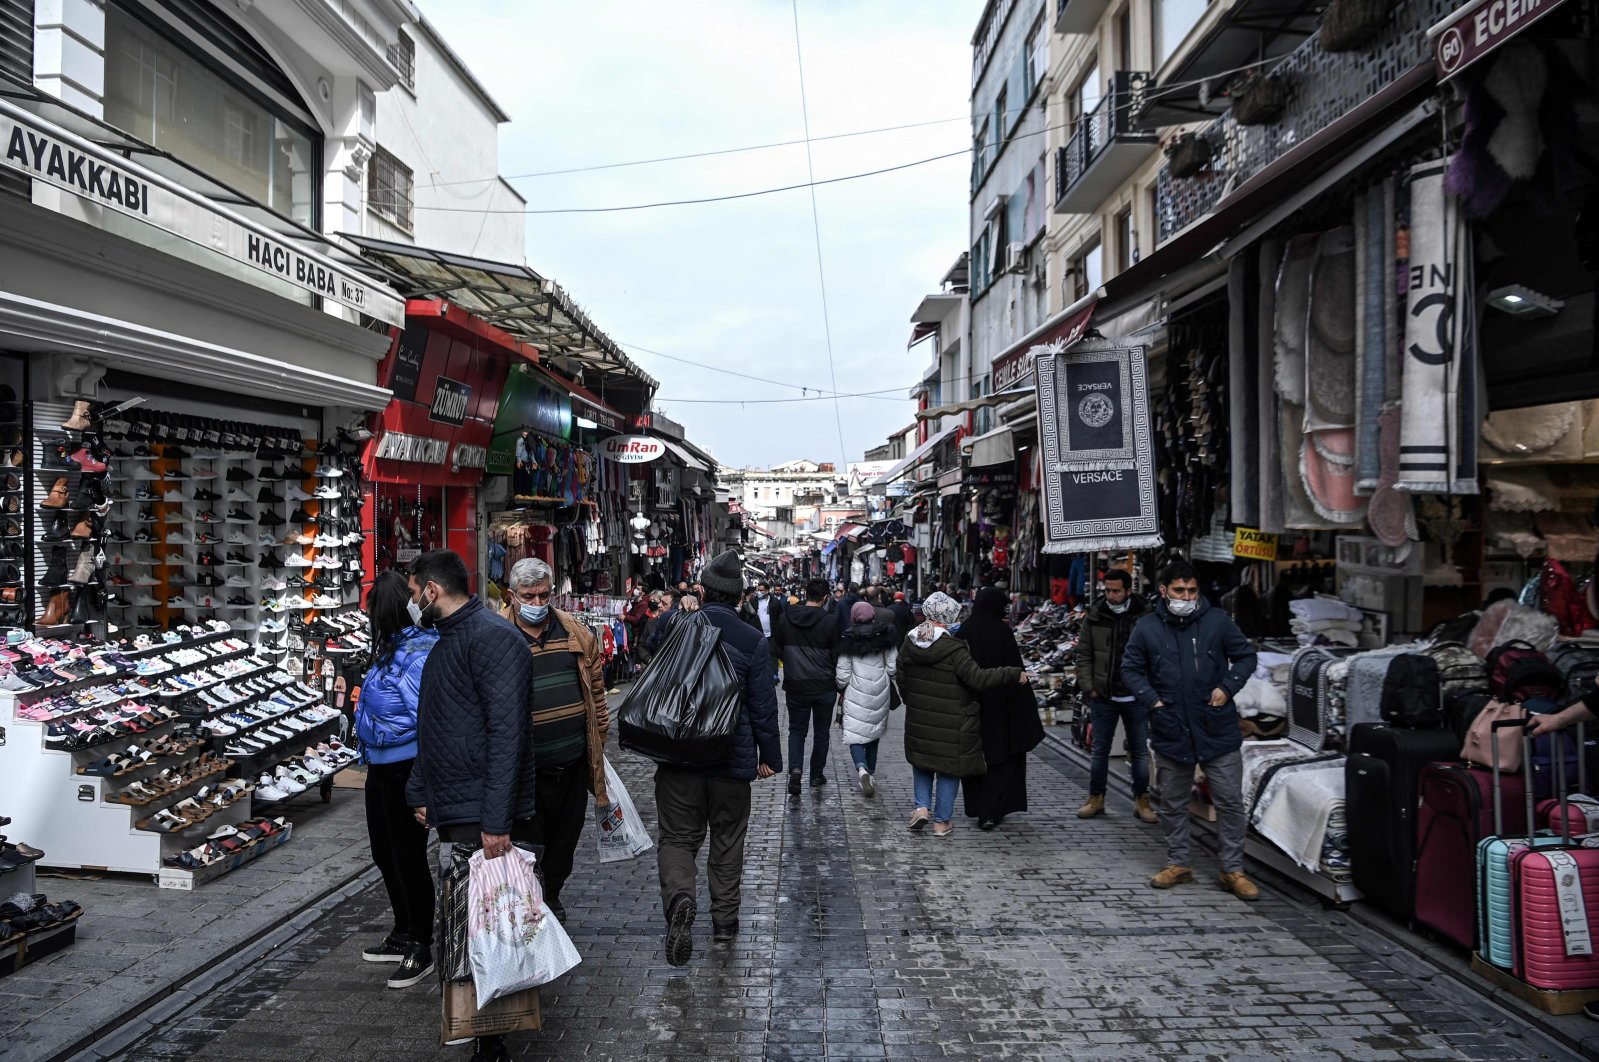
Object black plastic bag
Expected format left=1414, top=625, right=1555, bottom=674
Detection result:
left=618, top=611, right=741, bottom=767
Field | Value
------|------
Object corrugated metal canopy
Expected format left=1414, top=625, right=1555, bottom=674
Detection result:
left=345, top=234, right=658, bottom=402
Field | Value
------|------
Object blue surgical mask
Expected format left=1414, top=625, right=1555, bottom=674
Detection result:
left=519, top=602, right=549, bottom=625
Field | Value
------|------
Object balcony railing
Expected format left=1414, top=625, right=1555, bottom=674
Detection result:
left=1054, top=71, right=1156, bottom=215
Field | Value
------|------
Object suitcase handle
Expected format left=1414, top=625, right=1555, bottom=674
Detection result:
left=1490, top=717, right=1537, bottom=840
left=1545, top=721, right=1587, bottom=845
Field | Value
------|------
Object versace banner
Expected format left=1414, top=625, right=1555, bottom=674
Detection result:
left=1035, top=337, right=1162, bottom=553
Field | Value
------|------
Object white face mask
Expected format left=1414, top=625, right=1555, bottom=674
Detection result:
left=1166, top=597, right=1198, bottom=617
left=406, top=600, right=424, bottom=627
left=1108, top=600, right=1129, bottom=614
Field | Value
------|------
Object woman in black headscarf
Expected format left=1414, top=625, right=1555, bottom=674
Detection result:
left=957, top=586, right=1044, bottom=830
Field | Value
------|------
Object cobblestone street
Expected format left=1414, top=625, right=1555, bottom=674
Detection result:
left=88, top=704, right=1586, bottom=1062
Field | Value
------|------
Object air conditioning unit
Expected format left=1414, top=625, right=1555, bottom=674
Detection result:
left=1005, top=242, right=1029, bottom=274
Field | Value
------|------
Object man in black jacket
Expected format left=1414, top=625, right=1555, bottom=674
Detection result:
left=1074, top=569, right=1156, bottom=824
left=403, top=549, right=534, bottom=1062
left=655, top=550, right=781, bottom=966
left=772, top=578, right=840, bottom=795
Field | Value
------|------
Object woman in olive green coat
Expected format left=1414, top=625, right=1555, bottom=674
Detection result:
left=896, top=592, right=1030, bottom=836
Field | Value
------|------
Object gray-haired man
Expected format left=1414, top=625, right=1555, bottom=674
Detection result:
left=497, top=557, right=611, bottom=922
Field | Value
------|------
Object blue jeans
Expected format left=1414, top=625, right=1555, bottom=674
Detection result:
left=912, top=767, right=960, bottom=824
left=786, top=694, right=833, bottom=780
left=1088, top=698, right=1151, bottom=796
left=849, top=741, right=879, bottom=773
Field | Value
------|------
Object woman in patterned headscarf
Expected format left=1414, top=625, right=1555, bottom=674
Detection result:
left=895, top=592, right=1031, bottom=836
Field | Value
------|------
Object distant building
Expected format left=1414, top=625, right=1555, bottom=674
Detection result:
left=722, top=460, right=849, bottom=546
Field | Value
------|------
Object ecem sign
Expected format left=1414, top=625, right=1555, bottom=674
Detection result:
left=1431, top=0, right=1572, bottom=82
left=600, top=435, right=666, bottom=463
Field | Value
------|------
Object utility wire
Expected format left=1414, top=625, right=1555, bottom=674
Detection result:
left=617, top=339, right=877, bottom=399
left=790, top=0, right=849, bottom=471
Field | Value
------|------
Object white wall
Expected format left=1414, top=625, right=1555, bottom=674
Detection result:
left=370, top=18, right=526, bottom=262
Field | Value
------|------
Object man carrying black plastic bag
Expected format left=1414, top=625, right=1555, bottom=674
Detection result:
left=642, top=550, right=781, bottom=966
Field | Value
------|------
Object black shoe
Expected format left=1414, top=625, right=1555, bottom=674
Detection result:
left=978, top=818, right=998, bottom=832
left=386, top=943, right=433, bottom=988
left=361, top=931, right=409, bottom=963
left=665, top=893, right=696, bottom=967
left=712, top=919, right=739, bottom=943
left=473, top=1036, right=510, bottom=1061
left=810, top=776, right=827, bottom=788
left=787, top=769, right=801, bottom=796
left=546, top=897, right=567, bottom=923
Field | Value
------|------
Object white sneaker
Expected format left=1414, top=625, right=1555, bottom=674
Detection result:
left=274, top=768, right=307, bottom=795
left=161, top=490, right=186, bottom=504
left=286, top=486, right=314, bottom=502
left=283, top=554, right=312, bottom=568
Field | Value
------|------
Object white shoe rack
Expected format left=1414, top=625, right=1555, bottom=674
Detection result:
left=0, top=629, right=328, bottom=885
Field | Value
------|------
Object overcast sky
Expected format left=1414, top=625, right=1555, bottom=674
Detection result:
left=435, top=1, right=976, bottom=470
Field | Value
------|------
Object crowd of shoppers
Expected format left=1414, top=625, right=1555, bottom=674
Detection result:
left=346, top=547, right=1264, bottom=1057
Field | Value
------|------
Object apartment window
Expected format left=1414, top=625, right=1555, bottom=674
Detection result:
left=104, top=5, right=318, bottom=225
left=1116, top=6, right=1133, bottom=72
left=971, top=118, right=991, bottom=191
left=1155, top=0, right=1209, bottom=68
left=389, top=29, right=416, bottom=90
left=993, top=85, right=1008, bottom=146
left=1070, top=239, right=1104, bottom=302
left=1071, top=57, right=1101, bottom=141
left=1026, top=16, right=1046, bottom=88
left=1115, top=206, right=1134, bottom=273
left=1147, top=184, right=1162, bottom=247
left=368, top=147, right=415, bottom=232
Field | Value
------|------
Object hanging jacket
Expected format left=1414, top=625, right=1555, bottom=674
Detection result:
left=356, top=626, right=439, bottom=765
left=1121, top=596, right=1257, bottom=764
left=835, top=620, right=900, bottom=746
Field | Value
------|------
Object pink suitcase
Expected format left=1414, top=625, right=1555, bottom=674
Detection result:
left=1511, top=729, right=1599, bottom=990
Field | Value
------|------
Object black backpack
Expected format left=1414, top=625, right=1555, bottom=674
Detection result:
left=1379, top=653, right=1442, bottom=729
left=1486, top=640, right=1564, bottom=701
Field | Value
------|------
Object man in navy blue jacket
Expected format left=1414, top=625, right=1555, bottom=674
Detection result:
left=1121, top=559, right=1259, bottom=902
left=403, top=549, right=534, bottom=1062
left=656, top=550, right=782, bottom=966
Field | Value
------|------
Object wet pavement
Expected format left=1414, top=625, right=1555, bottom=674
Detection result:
left=83, top=699, right=1585, bottom=1062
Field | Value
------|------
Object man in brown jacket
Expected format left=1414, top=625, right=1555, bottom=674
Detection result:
left=501, top=557, right=610, bottom=922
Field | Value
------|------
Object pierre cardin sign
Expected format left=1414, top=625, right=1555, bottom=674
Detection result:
left=0, top=100, right=403, bottom=325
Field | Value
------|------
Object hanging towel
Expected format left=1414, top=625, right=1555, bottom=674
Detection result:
left=1398, top=160, right=1469, bottom=493
left=1452, top=201, right=1483, bottom=496
left=1274, top=234, right=1318, bottom=406
left=1304, top=227, right=1358, bottom=432
left=1282, top=399, right=1325, bottom=530
left=1383, top=177, right=1403, bottom=405
left=1367, top=405, right=1418, bottom=550
left=1357, top=192, right=1388, bottom=492
left=1229, top=255, right=1259, bottom=527
left=1302, top=428, right=1368, bottom=525
left=1259, top=239, right=1287, bottom=534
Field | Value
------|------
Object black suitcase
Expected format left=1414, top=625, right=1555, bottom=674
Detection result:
left=1346, top=722, right=1461, bottom=919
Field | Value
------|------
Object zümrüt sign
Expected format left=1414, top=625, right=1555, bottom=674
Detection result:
left=0, top=99, right=402, bottom=324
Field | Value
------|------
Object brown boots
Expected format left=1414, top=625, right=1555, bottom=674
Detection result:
left=1135, top=793, right=1159, bottom=824
left=1077, top=795, right=1105, bottom=818
left=61, top=400, right=91, bottom=431
left=41, top=477, right=68, bottom=508
left=38, top=589, right=68, bottom=625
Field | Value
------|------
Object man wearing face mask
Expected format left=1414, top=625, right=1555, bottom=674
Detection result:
left=403, top=549, right=536, bottom=1062
left=498, top=557, right=609, bottom=922
left=1074, top=569, right=1156, bottom=824
left=1121, top=559, right=1259, bottom=901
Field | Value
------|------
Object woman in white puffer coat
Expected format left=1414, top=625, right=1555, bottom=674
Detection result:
left=836, top=600, right=900, bottom=797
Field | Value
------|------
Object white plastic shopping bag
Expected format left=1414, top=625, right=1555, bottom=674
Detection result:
left=466, top=847, right=581, bottom=1007
left=594, top=758, right=654, bottom=863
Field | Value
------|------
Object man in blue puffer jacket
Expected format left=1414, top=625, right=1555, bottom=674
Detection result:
left=1122, top=559, right=1259, bottom=902
left=655, top=549, right=782, bottom=967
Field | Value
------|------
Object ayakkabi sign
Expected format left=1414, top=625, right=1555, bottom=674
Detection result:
left=0, top=99, right=403, bottom=325
left=600, top=435, right=666, bottom=463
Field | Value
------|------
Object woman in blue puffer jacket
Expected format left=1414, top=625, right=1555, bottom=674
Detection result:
left=355, top=570, right=440, bottom=989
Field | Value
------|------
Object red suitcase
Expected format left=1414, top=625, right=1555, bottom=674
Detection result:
left=1511, top=729, right=1599, bottom=990
left=1416, top=760, right=1528, bottom=949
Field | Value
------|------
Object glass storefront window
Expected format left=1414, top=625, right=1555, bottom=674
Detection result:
left=103, top=6, right=318, bottom=226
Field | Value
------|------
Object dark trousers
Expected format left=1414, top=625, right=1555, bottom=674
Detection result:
left=364, top=759, right=435, bottom=946
left=654, top=765, right=751, bottom=926
left=527, top=761, right=590, bottom=906
left=786, top=692, right=833, bottom=780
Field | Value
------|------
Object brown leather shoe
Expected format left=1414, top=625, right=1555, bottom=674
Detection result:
left=1149, top=864, right=1194, bottom=889
left=69, top=516, right=95, bottom=539
left=62, top=400, right=91, bottom=431
left=37, top=589, right=68, bottom=625
left=1218, top=870, right=1260, bottom=902
left=1077, top=795, right=1106, bottom=819
left=41, top=478, right=68, bottom=508
left=1134, top=794, right=1159, bottom=824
